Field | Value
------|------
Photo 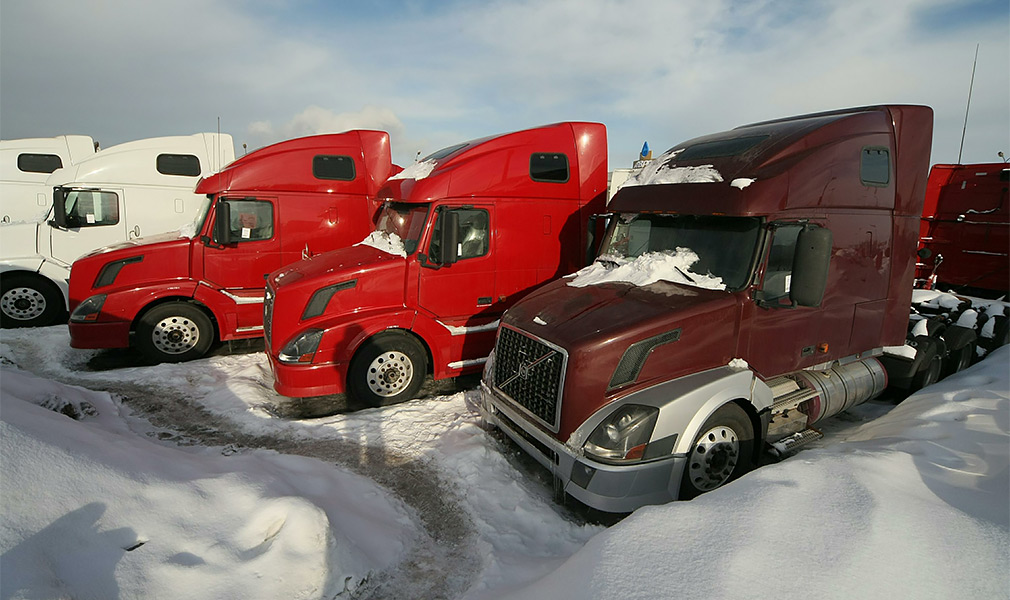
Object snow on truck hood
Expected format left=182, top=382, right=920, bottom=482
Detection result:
left=355, top=231, right=407, bottom=258
left=567, top=250, right=726, bottom=290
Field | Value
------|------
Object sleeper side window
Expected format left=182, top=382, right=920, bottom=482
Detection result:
left=530, top=153, right=569, bottom=183
left=860, top=147, right=890, bottom=186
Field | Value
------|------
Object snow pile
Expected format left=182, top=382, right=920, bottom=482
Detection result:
left=504, top=347, right=1010, bottom=600
left=0, top=366, right=415, bottom=600
left=620, top=148, right=724, bottom=188
left=730, top=178, right=756, bottom=189
left=356, top=230, right=407, bottom=257
left=388, top=159, right=437, bottom=181
left=567, top=250, right=726, bottom=290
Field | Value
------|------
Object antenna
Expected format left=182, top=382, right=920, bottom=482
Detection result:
left=957, top=44, right=979, bottom=164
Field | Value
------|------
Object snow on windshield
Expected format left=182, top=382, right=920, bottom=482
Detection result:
left=388, top=159, right=437, bottom=181
left=355, top=230, right=407, bottom=257
left=619, top=148, right=724, bottom=189
left=567, top=249, right=726, bottom=290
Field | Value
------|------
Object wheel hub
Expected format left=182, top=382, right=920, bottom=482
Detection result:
left=151, top=316, right=200, bottom=354
left=366, top=351, right=413, bottom=397
left=1, top=287, right=46, bottom=321
left=688, top=425, right=740, bottom=491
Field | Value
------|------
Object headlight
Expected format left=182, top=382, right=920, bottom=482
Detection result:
left=278, top=329, right=324, bottom=364
left=583, top=404, right=661, bottom=463
left=69, top=294, right=107, bottom=322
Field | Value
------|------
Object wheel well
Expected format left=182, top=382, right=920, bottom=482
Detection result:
left=357, top=328, right=434, bottom=376
left=1, top=270, right=67, bottom=315
left=731, top=398, right=765, bottom=464
left=132, top=297, right=219, bottom=339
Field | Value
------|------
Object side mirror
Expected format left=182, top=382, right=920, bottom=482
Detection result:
left=213, top=200, right=232, bottom=246
left=50, top=187, right=69, bottom=229
left=441, top=210, right=459, bottom=265
left=790, top=226, right=832, bottom=308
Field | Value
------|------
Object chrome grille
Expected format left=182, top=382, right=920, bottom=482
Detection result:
left=492, top=325, right=566, bottom=432
left=263, top=284, right=274, bottom=346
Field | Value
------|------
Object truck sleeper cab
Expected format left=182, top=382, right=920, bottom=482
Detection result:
left=478, top=105, right=934, bottom=513
left=265, top=122, right=608, bottom=406
left=67, top=131, right=396, bottom=363
left=0, top=133, right=235, bottom=329
left=0, top=134, right=96, bottom=224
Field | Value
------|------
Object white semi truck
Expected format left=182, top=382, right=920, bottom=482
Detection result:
left=1, top=135, right=97, bottom=223
left=0, top=133, right=235, bottom=328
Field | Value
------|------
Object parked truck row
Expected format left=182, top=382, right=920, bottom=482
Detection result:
left=5, top=106, right=1007, bottom=514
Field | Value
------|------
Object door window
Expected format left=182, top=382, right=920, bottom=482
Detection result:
left=62, top=190, right=119, bottom=228
left=227, top=199, right=274, bottom=242
left=758, top=224, right=803, bottom=304
left=430, top=208, right=489, bottom=262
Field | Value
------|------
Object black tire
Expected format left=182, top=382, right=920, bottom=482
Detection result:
left=680, top=403, right=754, bottom=500
left=910, top=353, right=942, bottom=392
left=0, top=272, right=66, bottom=328
left=135, top=302, right=214, bottom=363
left=942, top=342, right=975, bottom=378
left=348, top=332, right=427, bottom=407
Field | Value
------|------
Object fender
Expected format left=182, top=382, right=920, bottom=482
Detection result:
left=101, top=281, right=201, bottom=325
left=565, top=366, right=771, bottom=456
left=0, top=257, right=45, bottom=274
left=308, top=306, right=418, bottom=365
left=940, top=324, right=977, bottom=352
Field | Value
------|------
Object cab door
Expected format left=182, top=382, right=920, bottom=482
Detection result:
left=202, top=196, right=282, bottom=332
left=417, top=205, right=498, bottom=356
left=49, top=187, right=128, bottom=266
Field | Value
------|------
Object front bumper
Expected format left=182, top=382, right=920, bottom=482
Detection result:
left=69, top=321, right=131, bottom=349
left=477, top=380, right=687, bottom=514
left=269, top=353, right=348, bottom=398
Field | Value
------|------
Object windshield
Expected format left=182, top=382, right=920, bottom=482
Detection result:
left=599, top=213, right=762, bottom=290
left=374, top=202, right=430, bottom=254
left=180, top=196, right=213, bottom=238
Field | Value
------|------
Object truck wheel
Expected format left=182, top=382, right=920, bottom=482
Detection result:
left=0, top=273, right=65, bottom=328
left=942, top=342, right=975, bottom=378
left=680, top=403, right=754, bottom=500
left=910, top=353, right=942, bottom=392
left=136, top=302, right=214, bottom=363
left=348, top=332, right=427, bottom=407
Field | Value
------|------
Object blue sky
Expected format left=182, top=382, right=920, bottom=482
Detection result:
left=1, top=0, right=1007, bottom=168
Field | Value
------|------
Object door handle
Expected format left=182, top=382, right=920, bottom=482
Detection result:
left=130, top=225, right=141, bottom=239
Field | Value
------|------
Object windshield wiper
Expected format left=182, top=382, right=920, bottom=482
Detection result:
left=675, top=266, right=696, bottom=283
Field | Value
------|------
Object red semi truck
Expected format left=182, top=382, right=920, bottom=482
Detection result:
left=915, top=162, right=1009, bottom=296
left=477, top=105, right=933, bottom=513
left=264, top=122, right=608, bottom=404
left=67, top=131, right=397, bottom=363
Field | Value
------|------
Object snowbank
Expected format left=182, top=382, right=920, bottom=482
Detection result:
left=0, top=366, right=415, bottom=600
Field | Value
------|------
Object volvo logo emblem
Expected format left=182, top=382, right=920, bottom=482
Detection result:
left=501, top=349, right=555, bottom=388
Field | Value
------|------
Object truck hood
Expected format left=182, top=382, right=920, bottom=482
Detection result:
left=78, top=231, right=192, bottom=261
left=501, top=277, right=742, bottom=440
left=69, top=234, right=194, bottom=308
left=266, top=243, right=409, bottom=353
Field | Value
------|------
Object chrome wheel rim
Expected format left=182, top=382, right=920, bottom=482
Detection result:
left=688, top=425, right=740, bottom=491
left=1, top=286, right=46, bottom=321
left=152, top=315, right=201, bottom=355
left=366, top=350, right=414, bottom=397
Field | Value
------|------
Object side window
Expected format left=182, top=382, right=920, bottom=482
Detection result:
left=157, top=154, right=201, bottom=177
left=759, top=224, right=803, bottom=303
left=227, top=199, right=274, bottom=242
left=530, top=153, right=569, bottom=183
left=18, top=153, right=63, bottom=173
left=313, top=155, right=355, bottom=180
left=429, top=207, right=490, bottom=262
left=63, top=190, right=119, bottom=228
left=860, top=147, right=889, bottom=186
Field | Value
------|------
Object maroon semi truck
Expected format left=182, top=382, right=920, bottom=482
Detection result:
left=477, top=105, right=933, bottom=513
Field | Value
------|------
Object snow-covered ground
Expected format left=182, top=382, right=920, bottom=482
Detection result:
left=1, top=326, right=1007, bottom=599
